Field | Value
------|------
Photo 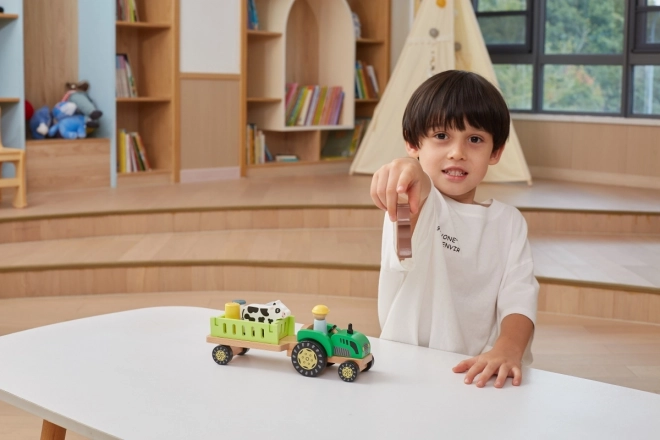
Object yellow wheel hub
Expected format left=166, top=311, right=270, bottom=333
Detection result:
left=215, top=351, right=227, bottom=362
left=297, top=348, right=318, bottom=370
left=341, top=366, right=354, bottom=379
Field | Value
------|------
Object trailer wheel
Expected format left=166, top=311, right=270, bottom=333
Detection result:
left=212, top=345, right=233, bottom=365
left=238, top=348, right=250, bottom=355
left=291, top=340, right=327, bottom=377
left=338, top=361, right=359, bottom=382
left=365, top=355, right=375, bottom=372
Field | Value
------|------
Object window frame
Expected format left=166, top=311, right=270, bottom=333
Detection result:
left=473, top=0, right=533, bottom=54
left=473, top=0, right=660, bottom=119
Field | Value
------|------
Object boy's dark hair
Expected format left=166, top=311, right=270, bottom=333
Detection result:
left=402, top=70, right=510, bottom=151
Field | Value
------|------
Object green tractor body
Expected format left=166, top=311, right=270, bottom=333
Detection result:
left=296, top=323, right=371, bottom=360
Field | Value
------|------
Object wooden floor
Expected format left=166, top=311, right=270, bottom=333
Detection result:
left=1, top=290, right=659, bottom=440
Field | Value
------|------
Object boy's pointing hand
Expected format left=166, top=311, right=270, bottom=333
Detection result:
left=370, top=157, right=431, bottom=222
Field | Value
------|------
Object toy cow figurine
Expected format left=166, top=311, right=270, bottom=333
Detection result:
left=240, top=300, right=291, bottom=324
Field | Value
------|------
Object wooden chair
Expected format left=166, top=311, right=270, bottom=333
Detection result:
left=0, top=107, right=27, bottom=208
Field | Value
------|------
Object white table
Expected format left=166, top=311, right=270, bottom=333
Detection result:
left=0, top=307, right=658, bottom=440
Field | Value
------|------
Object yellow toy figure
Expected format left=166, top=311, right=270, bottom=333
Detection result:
left=312, top=305, right=329, bottom=334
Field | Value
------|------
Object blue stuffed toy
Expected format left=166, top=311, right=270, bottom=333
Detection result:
left=48, top=102, right=87, bottom=139
left=29, top=105, right=52, bottom=139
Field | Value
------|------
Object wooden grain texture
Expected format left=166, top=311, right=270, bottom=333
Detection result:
left=25, top=139, right=110, bottom=192
left=23, top=0, right=78, bottom=110
left=39, top=420, right=65, bottom=440
left=515, top=120, right=660, bottom=186
left=180, top=79, right=239, bottom=169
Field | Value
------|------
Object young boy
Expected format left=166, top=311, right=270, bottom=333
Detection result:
left=370, top=70, right=538, bottom=389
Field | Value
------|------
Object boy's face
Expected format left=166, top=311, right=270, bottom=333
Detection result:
left=405, top=120, right=505, bottom=204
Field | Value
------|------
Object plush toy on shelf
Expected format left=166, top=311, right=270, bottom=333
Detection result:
left=48, top=102, right=86, bottom=139
left=62, top=80, right=103, bottom=129
left=28, top=105, right=52, bottom=140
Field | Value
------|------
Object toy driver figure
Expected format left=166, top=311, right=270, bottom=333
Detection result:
left=312, top=305, right=329, bottom=334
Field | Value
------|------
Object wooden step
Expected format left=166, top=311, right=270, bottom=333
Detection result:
left=1, top=205, right=658, bottom=244
left=0, top=229, right=658, bottom=324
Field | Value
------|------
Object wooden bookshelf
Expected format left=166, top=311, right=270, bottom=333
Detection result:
left=240, top=0, right=389, bottom=177
left=115, top=0, right=179, bottom=185
left=0, top=13, right=19, bottom=20
left=0, top=98, right=20, bottom=104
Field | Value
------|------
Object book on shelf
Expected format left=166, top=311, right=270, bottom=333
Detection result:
left=246, top=123, right=273, bottom=165
left=355, top=60, right=379, bottom=99
left=117, top=129, right=151, bottom=173
left=247, top=0, right=259, bottom=30
left=116, top=0, right=139, bottom=22
left=116, top=53, right=138, bottom=98
left=284, top=84, right=344, bottom=126
left=321, top=118, right=370, bottom=159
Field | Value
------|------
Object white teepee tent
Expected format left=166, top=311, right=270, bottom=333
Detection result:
left=349, top=0, right=532, bottom=184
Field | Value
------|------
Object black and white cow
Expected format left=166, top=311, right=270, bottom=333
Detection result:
left=240, top=300, right=291, bottom=324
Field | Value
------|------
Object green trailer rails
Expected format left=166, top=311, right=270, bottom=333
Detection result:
left=206, top=312, right=374, bottom=382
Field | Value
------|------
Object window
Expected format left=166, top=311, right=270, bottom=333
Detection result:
left=473, top=0, right=660, bottom=118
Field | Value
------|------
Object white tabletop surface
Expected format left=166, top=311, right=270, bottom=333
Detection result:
left=0, top=306, right=659, bottom=440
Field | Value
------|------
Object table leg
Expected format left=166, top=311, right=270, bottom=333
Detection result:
left=40, top=420, right=66, bottom=440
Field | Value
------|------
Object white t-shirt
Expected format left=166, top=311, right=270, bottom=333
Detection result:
left=378, top=185, right=539, bottom=365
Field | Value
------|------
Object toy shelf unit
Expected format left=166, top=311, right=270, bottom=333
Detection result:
left=242, top=0, right=355, bottom=174
left=115, top=0, right=178, bottom=185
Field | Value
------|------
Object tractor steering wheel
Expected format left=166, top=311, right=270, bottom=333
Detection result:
left=328, top=324, right=338, bottom=334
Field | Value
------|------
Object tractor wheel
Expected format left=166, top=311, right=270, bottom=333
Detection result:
left=291, top=340, right=327, bottom=377
left=365, top=355, right=375, bottom=372
left=238, top=348, right=250, bottom=355
left=212, top=345, right=233, bottom=365
left=338, top=361, right=359, bottom=382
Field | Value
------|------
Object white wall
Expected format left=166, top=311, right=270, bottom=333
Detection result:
left=180, top=0, right=409, bottom=75
left=180, top=0, right=241, bottom=73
